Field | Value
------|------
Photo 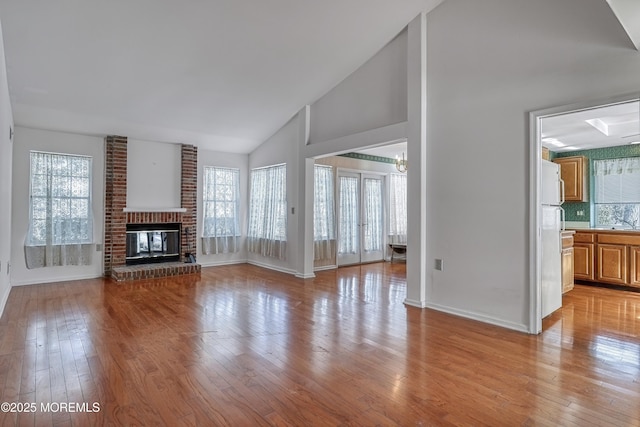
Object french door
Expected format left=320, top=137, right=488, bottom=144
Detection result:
left=337, top=171, right=385, bottom=265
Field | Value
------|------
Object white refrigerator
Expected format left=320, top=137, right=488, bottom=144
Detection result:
left=541, top=160, right=564, bottom=318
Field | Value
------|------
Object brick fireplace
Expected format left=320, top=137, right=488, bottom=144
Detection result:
left=103, top=136, right=201, bottom=281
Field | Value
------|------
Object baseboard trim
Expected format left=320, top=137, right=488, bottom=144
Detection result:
left=295, top=272, right=316, bottom=279
left=425, top=302, right=530, bottom=333
left=198, top=259, right=248, bottom=268
left=247, top=260, right=296, bottom=276
left=404, top=298, right=427, bottom=308
left=11, top=273, right=103, bottom=287
left=314, top=265, right=337, bottom=271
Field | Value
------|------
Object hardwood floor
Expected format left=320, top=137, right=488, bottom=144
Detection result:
left=0, top=263, right=639, bottom=426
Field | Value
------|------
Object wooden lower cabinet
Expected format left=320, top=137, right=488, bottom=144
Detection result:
left=628, top=246, right=640, bottom=288
left=596, top=244, right=627, bottom=285
left=572, top=231, right=640, bottom=288
left=562, top=247, right=574, bottom=293
left=573, top=243, right=594, bottom=281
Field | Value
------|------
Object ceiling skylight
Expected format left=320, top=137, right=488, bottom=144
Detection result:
left=585, top=118, right=610, bottom=135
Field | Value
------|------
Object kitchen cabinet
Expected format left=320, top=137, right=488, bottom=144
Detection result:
left=571, top=230, right=640, bottom=288
left=553, top=156, right=588, bottom=202
left=573, top=232, right=595, bottom=281
left=628, top=246, right=640, bottom=288
left=561, top=232, right=574, bottom=293
left=596, top=244, right=627, bottom=285
left=542, top=146, right=550, bottom=161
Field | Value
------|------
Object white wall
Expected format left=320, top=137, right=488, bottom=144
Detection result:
left=10, top=127, right=104, bottom=286
left=197, top=149, right=249, bottom=267
left=249, top=23, right=414, bottom=278
left=0, top=18, right=14, bottom=317
left=424, top=0, right=640, bottom=330
left=127, top=139, right=181, bottom=209
left=309, top=29, right=408, bottom=144
left=248, top=115, right=301, bottom=274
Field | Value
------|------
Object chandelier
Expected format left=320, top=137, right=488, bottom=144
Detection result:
left=395, top=152, right=408, bottom=173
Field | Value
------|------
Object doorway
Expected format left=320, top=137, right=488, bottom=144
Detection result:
left=337, top=171, right=385, bottom=266
left=530, top=93, right=640, bottom=333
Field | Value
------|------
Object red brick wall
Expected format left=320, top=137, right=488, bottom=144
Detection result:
left=103, top=138, right=198, bottom=276
left=104, top=136, right=128, bottom=276
left=181, top=145, right=198, bottom=256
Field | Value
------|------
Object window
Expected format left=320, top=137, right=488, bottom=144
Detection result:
left=28, top=152, right=93, bottom=245
left=389, top=173, right=407, bottom=244
left=594, top=157, right=640, bottom=229
left=247, top=164, right=287, bottom=259
left=202, top=167, right=241, bottom=254
left=314, top=165, right=335, bottom=260
left=26, top=151, right=94, bottom=268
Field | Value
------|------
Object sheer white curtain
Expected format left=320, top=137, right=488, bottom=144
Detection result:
left=389, top=173, right=407, bottom=244
left=593, top=157, right=640, bottom=176
left=247, top=164, right=287, bottom=259
left=338, top=176, right=359, bottom=255
left=314, top=165, right=335, bottom=261
left=26, top=151, right=94, bottom=269
left=202, top=167, right=241, bottom=254
left=363, top=178, right=383, bottom=252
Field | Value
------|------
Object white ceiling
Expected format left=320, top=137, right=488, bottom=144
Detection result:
left=541, top=100, right=640, bottom=152
left=0, top=0, right=443, bottom=153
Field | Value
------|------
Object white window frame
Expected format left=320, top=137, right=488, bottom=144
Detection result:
left=202, top=166, right=241, bottom=238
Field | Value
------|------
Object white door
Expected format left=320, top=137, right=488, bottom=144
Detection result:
left=337, top=172, right=384, bottom=265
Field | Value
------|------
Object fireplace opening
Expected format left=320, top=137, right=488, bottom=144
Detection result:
left=126, top=223, right=181, bottom=265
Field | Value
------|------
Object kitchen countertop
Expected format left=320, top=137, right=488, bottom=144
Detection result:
left=568, top=228, right=640, bottom=234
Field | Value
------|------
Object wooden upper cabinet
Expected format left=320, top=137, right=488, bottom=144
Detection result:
left=553, top=156, right=588, bottom=202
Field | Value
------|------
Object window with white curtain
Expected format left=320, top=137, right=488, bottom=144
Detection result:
left=202, top=166, right=241, bottom=254
left=594, top=157, right=640, bottom=229
left=389, top=173, right=407, bottom=243
left=247, top=164, right=287, bottom=259
left=26, top=151, right=94, bottom=268
left=314, top=165, right=335, bottom=260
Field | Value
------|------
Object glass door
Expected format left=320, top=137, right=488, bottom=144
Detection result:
left=337, top=171, right=384, bottom=266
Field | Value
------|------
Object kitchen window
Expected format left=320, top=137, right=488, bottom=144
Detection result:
left=593, top=157, right=640, bottom=229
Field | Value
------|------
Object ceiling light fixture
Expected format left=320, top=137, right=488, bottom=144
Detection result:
left=395, top=152, right=407, bottom=173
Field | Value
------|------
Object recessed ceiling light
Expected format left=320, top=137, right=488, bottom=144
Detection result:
left=563, top=146, right=579, bottom=150
left=629, top=141, right=640, bottom=145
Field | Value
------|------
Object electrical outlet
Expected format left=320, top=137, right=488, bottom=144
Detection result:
left=96, top=243, right=102, bottom=252
left=435, top=259, right=443, bottom=271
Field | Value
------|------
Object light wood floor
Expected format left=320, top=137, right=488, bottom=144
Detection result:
left=0, top=263, right=639, bottom=426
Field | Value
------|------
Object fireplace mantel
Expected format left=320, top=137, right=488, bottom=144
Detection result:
left=123, top=207, right=187, bottom=213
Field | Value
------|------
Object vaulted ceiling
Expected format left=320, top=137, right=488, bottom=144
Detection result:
left=0, top=0, right=443, bottom=153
